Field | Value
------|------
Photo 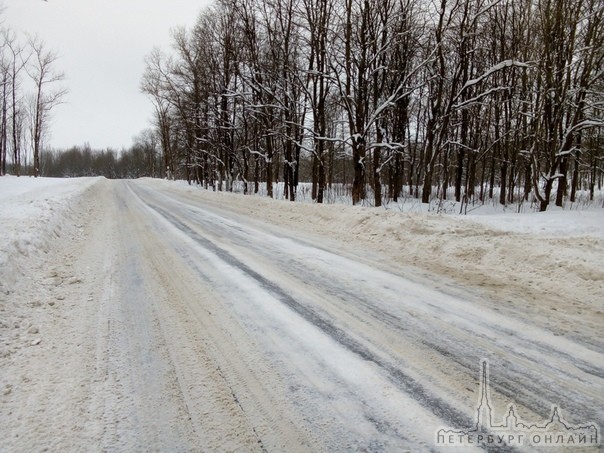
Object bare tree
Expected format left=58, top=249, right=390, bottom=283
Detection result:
left=266, top=0, right=307, bottom=201
left=529, top=0, right=604, bottom=211
left=141, top=48, right=178, bottom=179
left=5, top=30, right=30, bottom=176
left=0, top=33, right=9, bottom=176
left=303, top=0, right=335, bottom=203
left=27, top=36, right=66, bottom=177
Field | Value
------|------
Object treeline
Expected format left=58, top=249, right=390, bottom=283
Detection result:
left=142, top=0, right=604, bottom=210
left=0, top=20, right=66, bottom=177
left=41, top=131, right=162, bottom=179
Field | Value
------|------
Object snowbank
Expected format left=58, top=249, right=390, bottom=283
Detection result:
left=0, top=176, right=101, bottom=287
left=467, top=209, right=604, bottom=238
left=0, top=176, right=103, bottom=449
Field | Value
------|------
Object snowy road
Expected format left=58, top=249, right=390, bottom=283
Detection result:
left=1, top=178, right=602, bottom=451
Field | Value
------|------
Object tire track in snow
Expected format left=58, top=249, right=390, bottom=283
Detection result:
left=130, top=186, right=474, bottom=433
left=157, top=186, right=603, bottom=432
left=121, top=181, right=322, bottom=452
left=128, top=180, right=603, bottom=449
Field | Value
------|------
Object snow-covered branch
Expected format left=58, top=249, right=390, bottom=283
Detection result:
left=455, top=60, right=532, bottom=101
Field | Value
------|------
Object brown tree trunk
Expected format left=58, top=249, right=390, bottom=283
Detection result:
left=555, top=156, right=568, bottom=207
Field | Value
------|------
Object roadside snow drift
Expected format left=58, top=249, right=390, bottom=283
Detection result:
left=0, top=176, right=100, bottom=287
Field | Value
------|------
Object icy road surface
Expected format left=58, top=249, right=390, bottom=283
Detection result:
left=1, top=178, right=602, bottom=451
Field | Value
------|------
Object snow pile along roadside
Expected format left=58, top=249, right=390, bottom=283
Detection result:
left=1, top=177, right=104, bottom=449
left=0, top=176, right=101, bottom=290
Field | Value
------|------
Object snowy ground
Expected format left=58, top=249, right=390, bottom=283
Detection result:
left=1, top=176, right=602, bottom=451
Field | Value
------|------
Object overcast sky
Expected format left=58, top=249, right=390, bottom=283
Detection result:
left=3, top=0, right=212, bottom=150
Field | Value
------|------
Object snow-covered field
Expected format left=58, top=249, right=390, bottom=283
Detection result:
left=1, top=176, right=602, bottom=451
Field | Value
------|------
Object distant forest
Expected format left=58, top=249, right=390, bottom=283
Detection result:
left=140, top=0, right=603, bottom=211
left=40, top=131, right=162, bottom=179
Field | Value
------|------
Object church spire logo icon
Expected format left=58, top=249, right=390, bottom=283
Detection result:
left=436, top=360, right=599, bottom=448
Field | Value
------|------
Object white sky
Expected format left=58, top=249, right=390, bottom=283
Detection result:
left=2, top=0, right=212, bottom=150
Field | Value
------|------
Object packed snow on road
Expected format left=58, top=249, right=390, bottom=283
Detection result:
left=1, top=176, right=602, bottom=451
